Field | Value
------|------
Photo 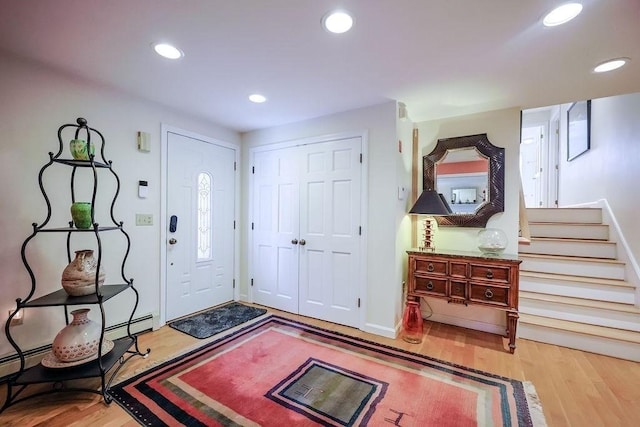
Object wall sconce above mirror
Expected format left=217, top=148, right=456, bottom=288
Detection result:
left=423, top=133, right=505, bottom=227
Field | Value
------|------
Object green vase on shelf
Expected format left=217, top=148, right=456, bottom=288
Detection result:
left=69, top=138, right=95, bottom=160
left=70, top=202, right=92, bottom=229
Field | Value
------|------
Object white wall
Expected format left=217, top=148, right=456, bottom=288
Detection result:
left=557, top=92, right=640, bottom=289
left=241, top=101, right=405, bottom=336
left=395, top=110, right=414, bottom=332
left=558, top=93, right=640, bottom=258
left=414, top=107, right=521, bottom=334
left=0, top=53, right=239, bottom=357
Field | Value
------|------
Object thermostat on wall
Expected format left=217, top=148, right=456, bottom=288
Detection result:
left=138, top=180, right=148, bottom=198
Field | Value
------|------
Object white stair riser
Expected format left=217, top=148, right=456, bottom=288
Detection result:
left=518, top=323, right=640, bottom=362
left=520, top=299, right=640, bottom=332
left=529, top=224, right=609, bottom=240
left=519, top=277, right=635, bottom=305
left=519, top=240, right=617, bottom=259
left=526, top=208, right=602, bottom=224
left=520, top=257, right=625, bottom=280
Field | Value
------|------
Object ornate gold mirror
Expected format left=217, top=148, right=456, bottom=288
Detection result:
left=423, top=133, right=504, bottom=227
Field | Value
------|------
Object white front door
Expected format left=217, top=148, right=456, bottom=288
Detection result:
left=251, top=136, right=362, bottom=327
left=166, top=132, right=235, bottom=321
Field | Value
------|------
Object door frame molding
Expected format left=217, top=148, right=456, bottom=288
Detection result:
left=160, top=124, right=240, bottom=326
left=247, top=130, right=369, bottom=329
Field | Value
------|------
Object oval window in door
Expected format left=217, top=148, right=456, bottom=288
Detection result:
left=197, top=172, right=212, bottom=260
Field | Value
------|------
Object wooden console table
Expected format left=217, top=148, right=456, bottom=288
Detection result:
left=406, top=250, right=522, bottom=353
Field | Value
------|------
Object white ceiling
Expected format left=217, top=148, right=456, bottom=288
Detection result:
left=1, top=0, right=638, bottom=133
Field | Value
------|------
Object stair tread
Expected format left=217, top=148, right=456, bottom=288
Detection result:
left=519, top=313, right=640, bottom=344
left=524, top=237, right=616, bottom=245
left=519, top=271, right=634, bottom=288
left=520, top=291, right=640, bottom=313
left=519, top=253, right=625, bottom=265
left=529, top=222, right=606, bottom=226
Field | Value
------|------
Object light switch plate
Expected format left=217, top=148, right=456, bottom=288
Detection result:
left=136, top=213, right=153, bottom=226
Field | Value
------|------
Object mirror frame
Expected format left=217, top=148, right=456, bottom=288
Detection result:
left=423, top=133, right=504, bottom=227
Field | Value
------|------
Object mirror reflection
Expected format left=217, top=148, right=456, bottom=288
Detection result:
left=423, top=133, right=504, bottom=227
left=435, top=147, right=489, bottom=214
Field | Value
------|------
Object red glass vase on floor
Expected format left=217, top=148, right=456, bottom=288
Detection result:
left=402, top=300, right=424, bottom=343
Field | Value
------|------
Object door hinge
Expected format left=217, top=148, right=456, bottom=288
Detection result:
left=233, top=279, right=236, bottom=289
left=359, top=153, right=363, bottom=163
left=359, top=226, right=362, bottom=236
left=234, top=161, right=237, bottom=171
left=233, top=220, right=236, bottom=230
left=251, top=278, right=254, bottom=287
left=252, top=166, right=255, bottom=174
left=251, top=222, right=254, bottom=230
left=357, top=298, right=361, bottom=308
left=539, top=201, right=543, bottom=207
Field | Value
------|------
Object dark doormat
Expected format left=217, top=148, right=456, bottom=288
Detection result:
left=168, top=302, right=267, bottom=339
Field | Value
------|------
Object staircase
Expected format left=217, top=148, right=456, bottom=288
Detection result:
left=518, top=207, right=640, bottom=361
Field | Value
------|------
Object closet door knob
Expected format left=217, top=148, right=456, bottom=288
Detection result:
left=169, top=238, right=177, bottom=245
left=299, top=239, right=306, bottom=246
left=291, top=239, right=298, bottom=245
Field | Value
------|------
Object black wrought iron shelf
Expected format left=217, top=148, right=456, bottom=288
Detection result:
left=13, top=337, right=134, bottom=385
left=36, top=226, right=122, bottom=233
left=2, top=117, right=150, bottom=413
left=21, top=284, right=131, bottom=308
left=54, top=158, right=110, bottom=168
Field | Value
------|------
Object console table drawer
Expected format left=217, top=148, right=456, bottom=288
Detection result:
left=449, top=262, right=467, bottom=278
left=469, top=263, right=511, bottom=284
left=414, top=259, right=447, bottom=275
left=449, top=280, right=467, bottom=298
left=413, top=276, right=447, bottom=296
left=469, top=283, right=510, bottom=307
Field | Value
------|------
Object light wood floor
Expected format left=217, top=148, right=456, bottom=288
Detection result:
left=1, top=308, right=639, bottom=426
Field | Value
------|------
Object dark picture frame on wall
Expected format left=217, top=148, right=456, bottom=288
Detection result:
left=567, top=99, right=591, bottom=161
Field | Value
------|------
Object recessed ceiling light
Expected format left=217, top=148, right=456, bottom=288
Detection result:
left=153, top=43, right=184, bottom=59
left=593, top=58, right=630, bottom=73
left=322, top=10, right=354, bottom=34
left=249, top=94, right=267, bottom=103
left=543, top=3, right=583, bottom=27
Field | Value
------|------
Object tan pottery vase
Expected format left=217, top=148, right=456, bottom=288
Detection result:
left=61, top=249, right=105, bottom=296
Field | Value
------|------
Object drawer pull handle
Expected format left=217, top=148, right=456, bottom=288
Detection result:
left=427, top=263, right=434, bottom=272
left=486, top=269, right=493, bottom=279
left=484, top=289, right=494, bottom=299
left=426, top=281, right=434, bottom=290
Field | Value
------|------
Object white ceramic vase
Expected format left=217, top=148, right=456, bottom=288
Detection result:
left=61, top=249, right=105, bottom=296
left=52, top=309, right=101, bottom=362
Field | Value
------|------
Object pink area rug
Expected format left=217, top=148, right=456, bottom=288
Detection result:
left=111, top=315, right=546, bottom=426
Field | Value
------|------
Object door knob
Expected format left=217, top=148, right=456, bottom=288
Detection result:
left=299, top=239, right=306, bottom=246
left=169, top=238, right=178, bottom=245
left=291, top=239, right=298, bottom=245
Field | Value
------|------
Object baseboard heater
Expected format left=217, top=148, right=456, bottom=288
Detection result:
left=0, top=314, right=154, bottom=382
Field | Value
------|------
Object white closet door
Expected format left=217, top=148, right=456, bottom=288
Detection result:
left=251, top=147, right=300, bottom=313
left=298, top=137, right=362, bottom=327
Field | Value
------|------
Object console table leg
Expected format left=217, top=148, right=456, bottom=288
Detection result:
left=507, top=311, right=519, bottom=353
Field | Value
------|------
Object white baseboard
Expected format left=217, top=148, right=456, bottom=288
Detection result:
left=0, top=314, right=155, bottom=381
left=361, top=322, right=398, bottom=339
